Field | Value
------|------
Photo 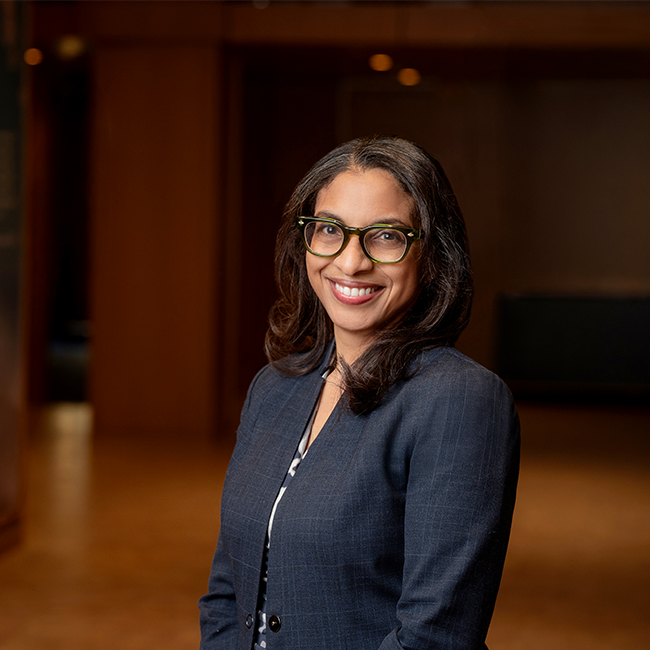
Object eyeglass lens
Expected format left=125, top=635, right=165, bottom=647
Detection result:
left=304, top=221, right=408, bottom=263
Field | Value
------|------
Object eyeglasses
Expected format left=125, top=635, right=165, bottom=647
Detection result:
left=296, top=217, right=421, bottom=264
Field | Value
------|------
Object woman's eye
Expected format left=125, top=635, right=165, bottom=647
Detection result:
left=371, top=229, right=405, bottom=245
left=316, top=224, right=340, bottom=237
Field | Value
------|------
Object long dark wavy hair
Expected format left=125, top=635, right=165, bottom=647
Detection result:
left=264, top=136, right=473, bottom=414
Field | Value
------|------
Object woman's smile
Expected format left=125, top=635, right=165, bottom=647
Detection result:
left=306, top=168, right=420, bottom=357
left=331, top=280, right=382, bottom=301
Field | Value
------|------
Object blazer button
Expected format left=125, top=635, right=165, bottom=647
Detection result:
left=245, top=614, right=253, bottom=629
left=268, top=614, right=281, bottom=632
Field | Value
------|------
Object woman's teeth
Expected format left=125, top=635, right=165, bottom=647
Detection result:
left=335, top=283, right=377, bottom=297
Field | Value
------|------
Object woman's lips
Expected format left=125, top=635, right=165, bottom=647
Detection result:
left=329, top=279, right=382, bottom=304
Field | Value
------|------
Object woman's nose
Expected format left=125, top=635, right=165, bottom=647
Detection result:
left=334, top=235, right=374, bottom=275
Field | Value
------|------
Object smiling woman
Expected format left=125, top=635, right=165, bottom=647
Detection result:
left=267, top=136, right=474, bottom=413
left=305, top=168, right=420, bottom=359
left=199, top=136, right=520, bottom=650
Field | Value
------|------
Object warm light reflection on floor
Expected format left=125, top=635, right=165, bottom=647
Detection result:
left=36, top=404, right=93, bottom=553
left=0, top=404, right=229, bottom=650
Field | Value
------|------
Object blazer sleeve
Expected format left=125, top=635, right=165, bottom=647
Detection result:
left=198, top=365, right=271, bottom=650
left=378, top=367, right=520, bottom=650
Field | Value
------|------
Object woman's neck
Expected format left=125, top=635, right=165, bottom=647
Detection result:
left=332, top=327, right=374, bottom=367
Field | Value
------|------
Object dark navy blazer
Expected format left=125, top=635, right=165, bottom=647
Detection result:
left=199, top=345, right=520, bottom=650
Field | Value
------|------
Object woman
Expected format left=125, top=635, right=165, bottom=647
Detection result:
left=199, top=136, right=519, bottom=650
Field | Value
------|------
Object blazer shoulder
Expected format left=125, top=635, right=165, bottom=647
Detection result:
left=416, top=346, right=507, bottom=385
left=241, top=363, right=289, bottom=418
left=398, top=346, right=520, bottom=462
left=402, top=346, right=517, bottom=414
left=239, top=351, right=328, bottom=427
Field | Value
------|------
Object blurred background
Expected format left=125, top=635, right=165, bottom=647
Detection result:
left=0, top=1, right=649, bottom=649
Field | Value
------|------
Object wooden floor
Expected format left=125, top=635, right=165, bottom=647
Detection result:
left=0, top=401, right=648, bottom=649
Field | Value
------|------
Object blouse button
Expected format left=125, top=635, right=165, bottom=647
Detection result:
left=269, top=614, right=281, bottom=632
left=245, top=614, right=253, bottom=629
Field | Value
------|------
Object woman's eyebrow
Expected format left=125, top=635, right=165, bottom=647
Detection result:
left=314, top=211, right=409, bottom=227
left=372, top=217, right=408, bottom=226
left=314, top=210, right=341, bottom=221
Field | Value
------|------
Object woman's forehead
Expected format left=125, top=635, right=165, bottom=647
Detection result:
left=314, top=169, right=414, bottom=224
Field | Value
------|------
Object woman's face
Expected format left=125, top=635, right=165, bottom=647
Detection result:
left=306, top=168, right=421, bottom=354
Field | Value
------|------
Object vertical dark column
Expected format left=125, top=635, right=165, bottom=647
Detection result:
left=0, top=0, right=24, bottom=552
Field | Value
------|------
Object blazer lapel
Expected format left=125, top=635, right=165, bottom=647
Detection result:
left=243, top=341, right=335, bottom=525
